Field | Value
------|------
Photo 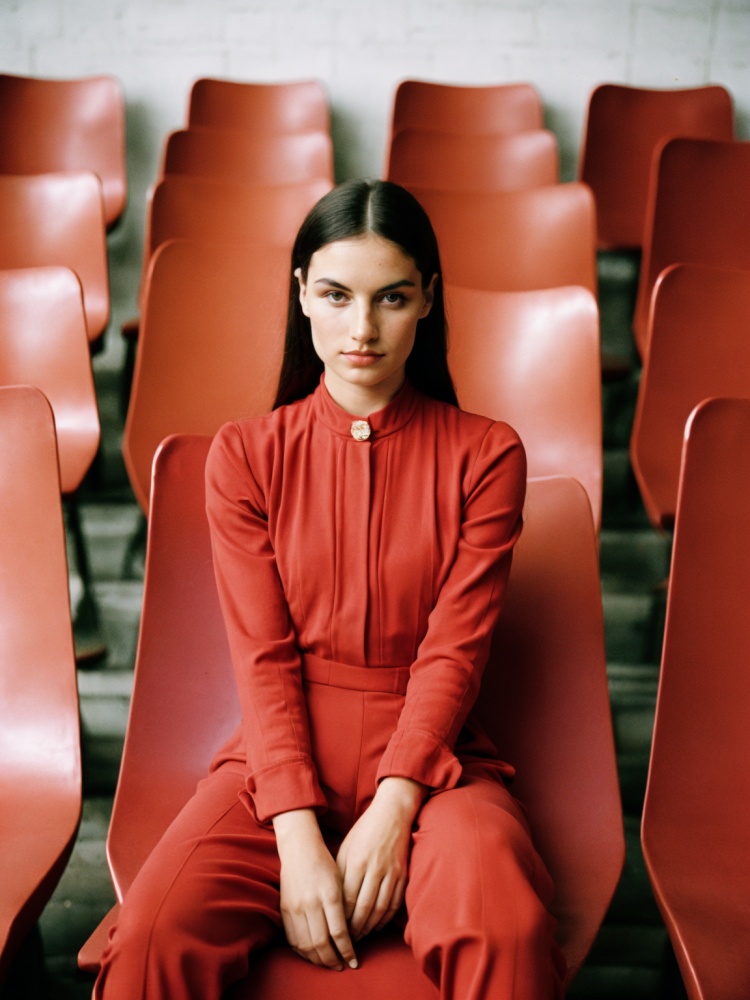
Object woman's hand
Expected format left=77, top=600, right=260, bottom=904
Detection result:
left=336, top=777, right=427, bottom=941
left=273, top=808, right=358, bottom=971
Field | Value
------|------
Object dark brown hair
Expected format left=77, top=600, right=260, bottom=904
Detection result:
left=273, top=179, right=457, bottom=408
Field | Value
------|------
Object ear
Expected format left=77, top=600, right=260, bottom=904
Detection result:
left=295, top=267, right=310, bottom=317
left=419, top=273, right=438, bottom=319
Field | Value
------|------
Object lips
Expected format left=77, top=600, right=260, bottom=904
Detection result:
left=342, top=351, right=383, bottom=366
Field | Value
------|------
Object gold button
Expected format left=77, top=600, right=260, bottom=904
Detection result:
left=350, top=420, right=371, bottom=441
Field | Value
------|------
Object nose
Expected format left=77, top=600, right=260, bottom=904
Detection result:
left=350, top=300, right=377, bottom=344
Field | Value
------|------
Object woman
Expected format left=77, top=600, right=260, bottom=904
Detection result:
left=94, top=179, right=565, bottom=999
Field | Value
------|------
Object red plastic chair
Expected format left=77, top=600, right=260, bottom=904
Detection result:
left=385, top=80, right=543, bottom=170
left=446, top=283, right=602, bottom=531
left=641, top=395, right=750, bottom=1000
left=0, top=72, right=127, bottom=229
left=0, top=266, right=100, bottom=493
left=408, top=183, right=597, bottom=295
left=187, top=77, right=330, bottom=135
left=579, top=83, right=734, bottom=251
left=630, top=263, right=750, bottom=532
left=0, top=385, right=82, bottom=985
left=0, top=171, right=110, bottom=346
left=160, top=127, right=334, bottom=185
left=0, top=264, right=104, bottom=655
left=123, top=239, right=289, bottom=512
left=633, top=137, right=750, bottom=357
left=385, top=127, right=559, bottom=192
left=134, top=175, right=330, bottom=317
left=79, top=447, right=623, bottom=993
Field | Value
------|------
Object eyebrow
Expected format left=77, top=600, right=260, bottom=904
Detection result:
left=313, top=278, right=417, bottom=292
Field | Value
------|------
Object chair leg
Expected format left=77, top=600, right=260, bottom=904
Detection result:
left=121, top=509, right=147, bottom=580
left=645, top=532, right=673, bottom=664
left=65, top=493, right=107, bottom=667
left=119, top=324, right=138, bottom=421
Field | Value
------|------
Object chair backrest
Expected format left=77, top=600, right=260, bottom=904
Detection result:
left=386, top=127, right=559, bottom=193
left=187, top=77, right=330, bottom=134
left=0, top=266, right=100, bottom=494
left=391, top=80, right=544, bottom=134
left=579, top=83, right=734, bottom=251
left=447, top=283, right=602, bottom=531
left=0, top=72, right=127, bottom=228
left=0, top=171, right=110, bottom=344
left=107, top=434, right=239, bottom=900
left=0, top=385, right=81, bottom=983
left=146, top=174, right=330, bottom=258
left=630, top=263, right=750, bottom=531
left=409, top=183, right=597, bottom=295
left=137, top=174, right=330, bottom=310
left=123, top=239, right=289, bottom=513
left=161, top=127, right=334, bottom=185
left=641, top=396, right=750, bottom=1000
left=634, top=137, right=750, bottom=356
left=386, top=80, right=543, bottom=162
left=476, top=474, right=623, bottom=980
left=107, top=443, right=622, bottom=987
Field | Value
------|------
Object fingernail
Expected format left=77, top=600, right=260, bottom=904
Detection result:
left=349, top=959, right=359, bottom=969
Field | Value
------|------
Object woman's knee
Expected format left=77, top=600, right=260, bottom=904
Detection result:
left=407, top=784, right=556, bottom=956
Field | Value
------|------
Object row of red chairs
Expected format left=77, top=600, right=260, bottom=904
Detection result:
left=0, top=65, right=740, bottom=648
left=3, top=71, right=739, bottom=375
left=123, top=77, right=602, bottom=530
left=0, top=72, right=128, bottom=354
left=124, top=240, right=603, bottom=529
left=1, top=72, right=748, bottom=1000
left=92, top=73, right=607, bottom=995
left=0, top=381, right=622, bottom=995
left=116, top=72, right=750, bottom=1000
left=0, top=77, right=124, bottom=658
left=5, top=382, right=749, bottom=1000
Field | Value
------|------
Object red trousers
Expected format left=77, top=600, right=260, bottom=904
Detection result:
left=94, top=665, right=565, bottom=1000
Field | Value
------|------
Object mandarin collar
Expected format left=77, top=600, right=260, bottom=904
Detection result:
left=312, top=374, right=420, bottom=440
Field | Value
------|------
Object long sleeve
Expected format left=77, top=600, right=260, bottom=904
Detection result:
left=205, top=421, right=326, bottom=825
left=376, top=421, right=526, bottom=791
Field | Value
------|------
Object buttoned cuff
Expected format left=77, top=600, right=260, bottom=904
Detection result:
left=240, top=755, right=327, bottom=826
left=376, top=728, right=463, bottom=792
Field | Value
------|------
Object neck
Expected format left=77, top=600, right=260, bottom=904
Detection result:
left=323, top=369, right=406, bottom=417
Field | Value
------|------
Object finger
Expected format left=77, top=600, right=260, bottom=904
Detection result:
left=361, top=873, right=399, bottom=938
left=323, top=899, right=358, bottom=969
left=306, top=911, right=345, bottom=971
left=340, top=864, right=365, bottom=923
left=372, top=875, right=406, bottom=933
left=280, top=909, right=300, bottom=951
left=283, top=911, right=325, bottom=968
left=348, top=872, right=381, bottom=940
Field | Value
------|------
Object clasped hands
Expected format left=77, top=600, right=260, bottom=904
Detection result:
left=272, top=776, right=427, bottom=971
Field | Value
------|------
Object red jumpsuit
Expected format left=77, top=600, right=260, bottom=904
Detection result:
left=94, top=377, right=566, bottom=999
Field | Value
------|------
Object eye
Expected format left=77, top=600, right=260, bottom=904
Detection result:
left=324, top=289, right=347, bottom=304
left=380, top=292, right=406, bottom=306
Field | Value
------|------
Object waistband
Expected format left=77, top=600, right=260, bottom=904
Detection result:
left=301, top=652, right=410, bottom=695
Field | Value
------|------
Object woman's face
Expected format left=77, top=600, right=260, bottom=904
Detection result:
left=297, top=232, right=436, bottom=406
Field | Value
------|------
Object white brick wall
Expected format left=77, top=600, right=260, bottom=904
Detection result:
left=2, top=0, right=749, bottom=353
